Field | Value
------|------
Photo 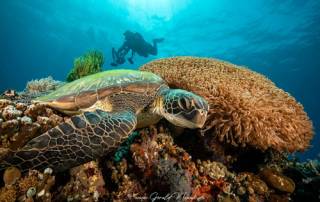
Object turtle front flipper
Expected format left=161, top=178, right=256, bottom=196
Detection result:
left=1, top=109, right=137, bottom=173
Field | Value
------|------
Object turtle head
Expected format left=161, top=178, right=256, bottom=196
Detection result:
left=156, top=89, right=209, bottom=128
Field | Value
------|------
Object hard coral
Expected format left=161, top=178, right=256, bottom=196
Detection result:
left=56, top=161, right=106, bottom=201
left=66, top=50, right=104, bottom=82
left=130, top=129, right=159, bottom=176
left=140, top=57, right=314, bottom=152
left=107, top=159, right=147, bottom=201
left=0, top=186, right=16, bottom=202
left=0, top=100, right=65, bottom=150
left=26, top=76, right=62, bottom=94
left=0, top=168, right=56, bottom=202
left=284, top=159, right=320, bottom=201
left=2, top=105, right=22, bottom=120
left=260, top=167, right=295, bottom=193
left=3, top=166, right=21, bottom=186
left=154, top=158, right=192, bottom=198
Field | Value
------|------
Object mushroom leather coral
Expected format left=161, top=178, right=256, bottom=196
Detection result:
left=140, top=57, right=314, bottom=152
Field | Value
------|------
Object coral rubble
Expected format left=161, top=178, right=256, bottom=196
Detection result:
left=140, top=56, right=314, bottom=153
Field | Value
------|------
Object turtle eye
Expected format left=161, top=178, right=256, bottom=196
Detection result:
left=178, top=97, right=191, bottom=110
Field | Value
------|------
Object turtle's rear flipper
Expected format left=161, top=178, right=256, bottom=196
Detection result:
left=0, top=109, right=137, bottom=173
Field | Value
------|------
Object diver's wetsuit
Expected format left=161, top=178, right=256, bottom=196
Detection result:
left=111, top=31, right=163, bottom=66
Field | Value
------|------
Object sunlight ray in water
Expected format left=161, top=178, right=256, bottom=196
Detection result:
left=111, top=0, right=191, bottom=29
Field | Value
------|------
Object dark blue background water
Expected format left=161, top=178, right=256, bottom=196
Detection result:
left=1, top=0, right=319, bottom=159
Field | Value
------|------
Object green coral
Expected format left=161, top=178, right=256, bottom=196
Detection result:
left=114, top=131, right=140, bottom=163
left=66, top=50, right=104, bottom=82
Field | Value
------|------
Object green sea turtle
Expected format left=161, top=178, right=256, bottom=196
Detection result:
left=1, top=70, right=208, bottom=173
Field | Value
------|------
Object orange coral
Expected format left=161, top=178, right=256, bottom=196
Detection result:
left=140, top=57, right=314, bottom=152
left=0, top=186, right=16, bottom=202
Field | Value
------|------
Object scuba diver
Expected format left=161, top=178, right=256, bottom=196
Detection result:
left=111, top=30, right=164, bottom=66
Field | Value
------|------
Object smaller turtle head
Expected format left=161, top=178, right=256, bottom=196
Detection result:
left=156, top=89, right=209, bottom=128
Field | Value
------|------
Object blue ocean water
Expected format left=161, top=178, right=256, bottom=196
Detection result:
left=1, top=0, right=319, bottom=159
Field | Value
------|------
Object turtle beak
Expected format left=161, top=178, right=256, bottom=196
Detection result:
left=191, top=109, right=208, bottom=128
left=168, top=109, right=208, bottom=129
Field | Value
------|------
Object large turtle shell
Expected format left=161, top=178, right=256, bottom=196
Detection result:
left=35, top=69, right=166, bottom=113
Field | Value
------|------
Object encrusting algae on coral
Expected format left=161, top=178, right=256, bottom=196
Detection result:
left=0, top=57, right=318, bottom=201
left=141, top=56, right=314, bottom=153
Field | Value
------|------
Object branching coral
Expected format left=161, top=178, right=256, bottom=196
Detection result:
left=66, top=50, right=104, bottom=82
left=140, top=57, right=314, bottom=152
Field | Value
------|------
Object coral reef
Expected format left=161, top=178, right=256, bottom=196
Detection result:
left=140, top=56, right=314, bottom=152
left=260, top=167, right=295, bottom=193
left=107, top=159, right=147, bottom=201
left=3, top=166, right=21, bottom=186
left=154, top=158, right=192, bottom=199
left=106, top=126, right=296, bottom=202
left=113, top=131, right=140, bottom=163
left=0, top=98, right=65, bottom=150
left=0, top=57, right=317, bottom=201
left=0, top=168, right=55, bottom=202
left=26, top=76, right=63, bottom=94
left=2, top=90, right=17, bottom=98
left=0, top=105, right=314, bottom=201
left=284, top=159, right=320, bottom=201
left=66, top=50, right=104, bottom=82
left=55, top=161, right=107, bottom=201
